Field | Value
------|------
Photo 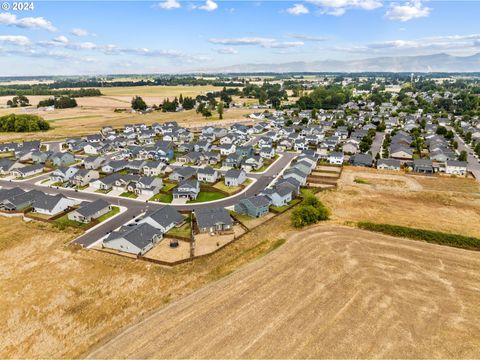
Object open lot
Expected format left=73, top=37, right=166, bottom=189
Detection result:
left=87, top=225, right=480, bottom=359
left=319, top=168, right=480, bottom=237
left=0, top=208, right=293, bottom=358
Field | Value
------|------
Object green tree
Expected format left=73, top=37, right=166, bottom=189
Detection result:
left=131, top=96, right=147, bottom=111
left=217, top=102, right=224, bottom=120
left=458, top=150, right=468, bottom=162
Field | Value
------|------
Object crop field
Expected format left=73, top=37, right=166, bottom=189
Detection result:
left=87, top=225, right=480, bottom=359
left=0, top=208, right=294, bottom=358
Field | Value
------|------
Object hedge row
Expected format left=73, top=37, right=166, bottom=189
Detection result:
left=357, top=222, right=480, bottom=251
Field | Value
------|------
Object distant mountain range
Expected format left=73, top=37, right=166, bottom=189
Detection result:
left=202, top=53, right=480, bottom=73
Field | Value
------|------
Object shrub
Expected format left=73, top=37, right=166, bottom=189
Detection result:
left=291, top=191, right=329, bottom=228
left=357, top=222, right=480, bottom=251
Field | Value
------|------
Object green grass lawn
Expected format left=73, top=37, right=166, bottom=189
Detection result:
left=162, top=182, right=177, bottom=192
left=149, top=192, right=173, bottom=203
left=167, top=219, right=192, bottom=239
left=188, top=191, right=226, bottom=203
left=54, top=214, right=89, bottom=230
left=95, top=188, right=112, bottom=194
left=97, top=206, right=121, bottom=222
left=270, top=199, right=301, bottom=213
left=120, top=191, right=138, bottom=199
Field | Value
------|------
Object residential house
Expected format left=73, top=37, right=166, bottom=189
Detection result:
left=195, top=208, right=233, bottom=233
left=70, top=169, right=99, bottom=187
left=169, top=166, right=197, bottom=182
left=234, top=195, right=271, bottom=218
left=197, top=167, right=219, bottom=183
left=137, top=206, right=184, bottom=233
left=445, top=160, right=468, bottom=176
left=376, top=158, right=401, bottom=171
left=224, top=169, right=246, bottom=187
left=103, top=223, right=162, bottom=255
left=68, top=199, right=112, bottom=223
left=84, top=156, right=106, bottom=170
left=11, top=164, right=44, bottom=178
left=173, top=179, right=200, bottom=200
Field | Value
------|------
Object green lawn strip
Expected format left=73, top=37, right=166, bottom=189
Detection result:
left=357, top=222, right=480, bottom=251
left=149, top=192, right=173, bottom=203
left=96, top=206, right=121, bottom=222
left=95, top=188, right=112, bottom=194
left=271, top=199, right=301, bottom=213
left=188, top=191, right=226, bottom=203
left=120, top=191, right=138, bottom=199
left=162, top=182, right=177, bottom=192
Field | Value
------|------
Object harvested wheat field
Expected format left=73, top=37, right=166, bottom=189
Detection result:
left=0, top=211, right=293, bottom=358
left=319, top=169, right=480, bottom=237
left=87, top=225, right=480, bottom=359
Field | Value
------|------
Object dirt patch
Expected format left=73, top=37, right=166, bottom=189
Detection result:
left=319, top=170, right=480, bottom=237
left=86, top=225, right=480, bottom=359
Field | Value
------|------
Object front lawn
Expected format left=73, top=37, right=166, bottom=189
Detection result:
left=95, top=188, right=112, bottom=194
left=97, top=206, right=121, bottom=222
left=54, top=214, right=89, bottom=230
left=188, top=191, right=226, bottom=203
left=162, top=182, right=177, bottom=192
left=120, top=191, right=138, bottom=199
left=149, top=192, right=173, bottom=203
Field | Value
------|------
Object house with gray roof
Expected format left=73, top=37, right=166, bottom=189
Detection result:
left=197, top=167, right=219, bottom=183
left=103, top=223, right=162, bottom=255
left=137, top=205, right=184, bottom=233
left=224, top=169, right=246, bottom=187
left=70, top=169, right=99, bottom=187
left=173, top=179, right=200, bottom=200
left=84, top=156, right=106, bottom=170
left=234, top=195, right=271, bottom=218
left=11, top=164, right=44, bottom=178
left=68, top=199, right=112, bottom=223
left=195, top=208, right=233, bottom=233
left=169, top=166, right=197, bottom=182
left=50, top=152, right=75, bottom=167
left=376, top=158, right=401, bottom=171
left=261, top=187, right=293, bottom=207
left=445, top=160, right=468, bottom=176
left=31, top=193, right=76, bottom=216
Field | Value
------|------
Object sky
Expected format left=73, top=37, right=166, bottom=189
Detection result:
left=0, top=0, right=480, bottom=76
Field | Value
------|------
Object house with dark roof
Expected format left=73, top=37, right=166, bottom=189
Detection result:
left=224, top=169, right=246, bottom=187
left=103, top=223, right=162, bottom=255
left=137, top=206, right=185, bottom=233
left=173, top=179, right=200, bottom=200
left=351, top=153, right=373, bottom=167
left=68, top=199, right=112, bottom=223
left=31, top=193, right=76, bottom=216
left=11, top=164, right=44, bottom=178
left=261, top=187, right=293, bottom=207
left=234, top=195, right=271, bottom=218
left=376, top=158, right=401, bottom=171
left=169, top=166, right=197, bottom=182
left=84, top=156, right=106, bottom=170
left=195, top=207, right=233, bottom=233
left=197, top=167, right=219, bottom=183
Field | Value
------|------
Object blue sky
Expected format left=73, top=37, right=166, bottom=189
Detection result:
left=0, top=0, right=479, bottom=75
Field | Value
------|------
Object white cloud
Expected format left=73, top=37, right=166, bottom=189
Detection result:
left=209, top=37, right=304, bottom=48
left=53, top=35, right=69, bottom=44
left=0, top=35, right=31, bottom=46
left=385, top=0, right=431, bottom=21
left=70, top=28, right=95, bottom=37
left=287, top=4, right=310, bottom=15
left=217, top=47, right=238, bottom=54
left=155, top=0, right=181, bottom=10
left=289, top=34, right=327, bottom=42
left=196, top=0, right=218, bottom=11
left=333, top=33, right=480, bottom=56
left=307, top=0, right=382, bottom=16
left=0, top=12, right=56, bottom=32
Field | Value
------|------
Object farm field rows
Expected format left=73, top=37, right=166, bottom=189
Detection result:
left=87, top=225, right=480, bottom=359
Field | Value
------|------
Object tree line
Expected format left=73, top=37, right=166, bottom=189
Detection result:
left=0, top=114, right=50, bottom=132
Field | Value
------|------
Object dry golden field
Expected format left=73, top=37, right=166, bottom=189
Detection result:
left=87, top=225, right=480, bottom=359
left=0, top=210, right=293, bottom=358
left=0, top=85, right=253, bottom=141
left=319, top=168, right=480, bottom=237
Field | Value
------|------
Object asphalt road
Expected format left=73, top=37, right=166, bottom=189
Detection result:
left=371, top=132, right=384, bottom=159
left=0, top=152, right=297, bottom=247
left=448, top=126, right=480, bottom=181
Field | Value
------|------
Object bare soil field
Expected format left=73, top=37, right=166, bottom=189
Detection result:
left=0, top=210, right=293, bottom=358
left=319, top=168, right=480, bottom=237
left=87, top=225, right=480, bottom=359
